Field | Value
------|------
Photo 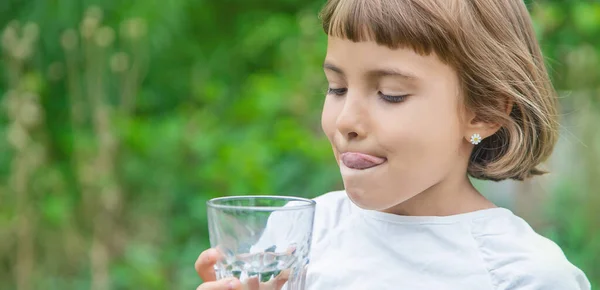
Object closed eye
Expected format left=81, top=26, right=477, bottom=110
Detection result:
left=327, top=87, right=347, bottom=96
left=378, top=92, right=409, bottom=103
left=327, top=88, right=409, bottom=103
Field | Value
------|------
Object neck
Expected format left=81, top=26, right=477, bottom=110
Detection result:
left=381, top=173, right=496, bottom=216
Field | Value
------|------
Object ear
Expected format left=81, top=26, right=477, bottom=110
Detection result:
left=464, top=116, right=500, bottom=145
left=463, top=99, right=512, bottom=145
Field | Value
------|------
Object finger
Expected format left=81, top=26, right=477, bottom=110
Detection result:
left=285, top=245, right=296, bottom=255
left=273, top=270, right=290, bottom=290
left=256, top=279, right=286, bottom=290
left=269, top=269, right=290, bottom=290
left=245, top=277, right=260, bottom=290
left=195, top=248, right=220, bottom=282
left=196, top=278, right=242, bottom=290
left=250, top=270, right=289, bottom=290
left=275, top=269, right=290, bottom=280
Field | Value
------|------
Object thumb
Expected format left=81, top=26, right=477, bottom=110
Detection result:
left=195, top=248, right=221, bottom=282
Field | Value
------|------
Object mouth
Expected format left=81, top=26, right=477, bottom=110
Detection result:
left=340, top=152, right=387, bottom=170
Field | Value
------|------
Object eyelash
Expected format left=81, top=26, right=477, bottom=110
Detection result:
left=326, top=87, right=408, bottom=103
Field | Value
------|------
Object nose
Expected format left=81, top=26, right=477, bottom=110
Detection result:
left=335, top=94, right=367, bottom=141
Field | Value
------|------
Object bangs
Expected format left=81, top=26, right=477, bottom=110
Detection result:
left=319, top=0, right=456, bottom=60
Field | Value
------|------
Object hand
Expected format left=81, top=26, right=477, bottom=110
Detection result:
left=196, top=248, right=242, bottom=290
left=195, top=248, right=289, bottom=290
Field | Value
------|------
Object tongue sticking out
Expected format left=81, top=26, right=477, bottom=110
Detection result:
left=341, top=152, right=386, bottom=170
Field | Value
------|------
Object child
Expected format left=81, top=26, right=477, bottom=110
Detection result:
left=195, top=0, right=591, bottom=289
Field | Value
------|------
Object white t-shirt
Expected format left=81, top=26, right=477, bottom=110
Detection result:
left=304, top=190, right=591, bottom=290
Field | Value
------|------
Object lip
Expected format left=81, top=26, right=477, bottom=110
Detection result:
left=340, top=152, right=387, bottom=170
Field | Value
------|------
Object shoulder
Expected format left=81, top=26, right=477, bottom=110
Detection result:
left=471, top=211, right=591, bottom=290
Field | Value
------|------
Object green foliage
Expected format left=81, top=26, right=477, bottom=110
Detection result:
left=0, top=0, right=598, bottom=289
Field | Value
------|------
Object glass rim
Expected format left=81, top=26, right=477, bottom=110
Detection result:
left=206, top=195, right=316, bottom=211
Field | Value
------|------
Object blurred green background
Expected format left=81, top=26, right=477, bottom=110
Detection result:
left=0, top=0, right=598, bottom=289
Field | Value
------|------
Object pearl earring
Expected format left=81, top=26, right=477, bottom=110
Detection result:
left=470, top=133, right=482, bottom=145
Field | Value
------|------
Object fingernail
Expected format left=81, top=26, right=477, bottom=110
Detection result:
left=205, top=251, right=214, bottom=262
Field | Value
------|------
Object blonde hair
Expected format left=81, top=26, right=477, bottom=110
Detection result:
left=319, top=0, right=559, bottom=181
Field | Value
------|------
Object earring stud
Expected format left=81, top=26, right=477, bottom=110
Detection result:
left=470, top=133, right=482, bottom=145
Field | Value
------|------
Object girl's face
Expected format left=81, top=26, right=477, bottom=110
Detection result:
left=321, top=36, right=474, bottom=212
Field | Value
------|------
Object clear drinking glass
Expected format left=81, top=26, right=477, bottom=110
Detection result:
left=207, top=195, right=316, bottom=290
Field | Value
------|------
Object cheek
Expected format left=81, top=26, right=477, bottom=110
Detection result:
left=381, top=99, right=462, bottom=179
left=321, top=97, right=338, bottom=139
left=420, top=107, right=461, bottom=147
left=425, top=99, right=463, bottom=154
left=382, top=103, right=459, bottom=150
left=407, top=90, right=462, bottom=145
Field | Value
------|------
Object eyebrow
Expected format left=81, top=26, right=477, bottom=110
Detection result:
left=323, top=62, right=418, bottom=81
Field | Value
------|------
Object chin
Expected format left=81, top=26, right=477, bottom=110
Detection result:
left=344, top=187, right=393, bottom=211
